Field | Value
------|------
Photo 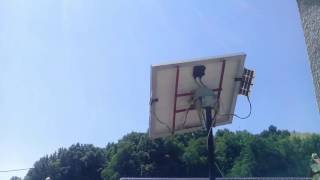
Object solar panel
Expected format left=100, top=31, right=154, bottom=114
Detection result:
left=149, top=53, right=248, bottom=138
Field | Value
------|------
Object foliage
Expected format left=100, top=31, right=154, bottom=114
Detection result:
left=310, top=153, right=320, bottom=180
left=24, top=144, right=106, bottom=180
left=23, top=126, right=320, bottom=180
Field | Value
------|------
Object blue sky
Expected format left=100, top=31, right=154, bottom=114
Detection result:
left=0, top=0, right=319, bottom=179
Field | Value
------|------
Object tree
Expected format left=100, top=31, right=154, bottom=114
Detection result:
left=25, top=144, right=106, bottom=180
left=25, top=125, right=320, bottom=179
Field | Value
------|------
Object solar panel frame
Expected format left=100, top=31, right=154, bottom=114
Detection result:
left=149, top=53, right=246, bottom=138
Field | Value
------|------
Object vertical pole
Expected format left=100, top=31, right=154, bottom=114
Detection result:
left=205, top=107, right=215, bottom=180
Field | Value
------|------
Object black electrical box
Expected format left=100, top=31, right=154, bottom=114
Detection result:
left=193, top=65, right=206, bottom=79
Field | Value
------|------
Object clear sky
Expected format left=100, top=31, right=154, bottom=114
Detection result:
left=0, top=0, right=319, bottom=179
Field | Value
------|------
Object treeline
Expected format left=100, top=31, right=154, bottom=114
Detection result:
left=19, top=126, right=320, bottom=180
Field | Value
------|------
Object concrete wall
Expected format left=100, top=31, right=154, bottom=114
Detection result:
left=297, top=0, right=320, bottom=110
left=120, top=178, right=312, bottom=180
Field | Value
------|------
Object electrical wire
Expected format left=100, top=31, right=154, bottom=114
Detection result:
left=196, top=107, right=205, bottom=129
left=193, top=77, right=207, bottom=88
left=206, top=107, right=218, bottom=140
left=212, top=101, right=220, bottom=127
left=191, top=75, right=248, bottom=178
left=194, top=78, right=202, bottom=87
left=181, top=77, right=202, bottom=130
left=198, top=78, right=207, bottom=88
left=0, top=168, right=32, bottom=173
left=150, top=98, right=172, bottom=132
left=193, top=76, right=209, bottom=130
left=181, top=103, right=193, bottom=129
left=150, top=101, right=172, bottom=133
left=219, top=95, right=252, bottom=119
left=215, top=163, right=224, bottom=177
left=182, top=94, right=206, bottom=129
left=192, top=77, right=226, bottom=178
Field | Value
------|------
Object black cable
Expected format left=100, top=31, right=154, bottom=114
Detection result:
left=194, top=77, right=202, bottom=87
left=199, top=78, right=207, bottom=88
left=150, top=100, right=172, bottom=132
left=233, top=96, right=252, bottom=119
left=151, top=109, right=171, bottom=133
left=206, top=108, right=218, bottom=140
left=220, top=96, right=252, bottom=119
left=194, top=77, right=225, bottom=178
left=182, top=103, right=194, bottom=129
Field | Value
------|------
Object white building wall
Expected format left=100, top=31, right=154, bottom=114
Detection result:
left=297, top=0, right=320, bottom=110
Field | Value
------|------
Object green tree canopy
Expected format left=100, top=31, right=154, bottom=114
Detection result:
left=24, top=126, right=320, bottom=180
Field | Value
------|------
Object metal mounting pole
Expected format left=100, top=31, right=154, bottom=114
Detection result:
left=205, top=107, right=215, bottom=180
